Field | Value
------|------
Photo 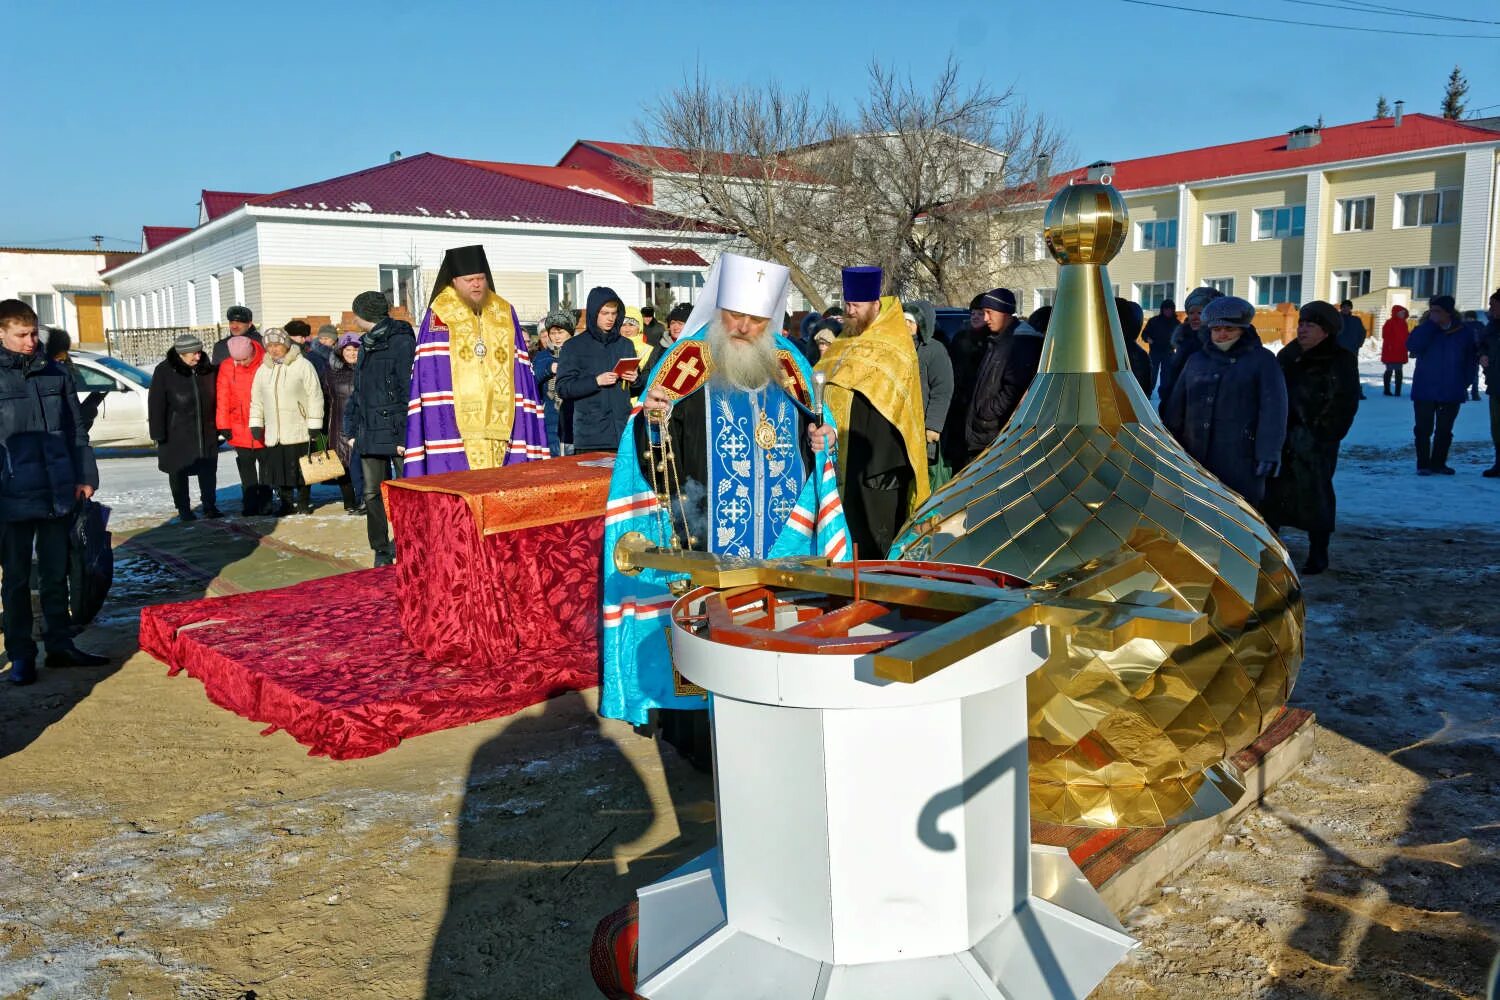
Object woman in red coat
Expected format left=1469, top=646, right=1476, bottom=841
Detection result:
left=1381, top=305, right=1410, bottom=397
left=214, top=335, right=269, bottom=515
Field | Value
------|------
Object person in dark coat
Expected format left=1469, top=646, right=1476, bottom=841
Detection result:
left=1114, top=297, right=1154, bottom=395
left=1157, top=286, right=1222, bottom=415
left=323, top=333, right=363, bottom=512
left=639, top=305, right=666, bottom=349
left=1263, top=301, right=1361, bottom=575
left=942, top=293, right=991, bottom=470
left=905, top=300, right=955, bottom=476
left=1141, top=298, right=1178, bottom=396
left=533, top=308, right=575, bottom=456
left=210, top=305, right=260, bottom=366
left=0, top=299, right=107, bottom=685
left=1478, top=289, right=1500, bottom=477
left=149, top=332, right=221, bottom=521
left=1406, top=294, right=1478, bottom=476
left=1162, top=296, right=1288, bottom=508
left=554, top=286, right=641, bottom=452
left=344, top=291, right=416, bottom=566
left=964, top=287, right=1044, bottom=459
left=1336, top=300, right=1368, bottom=400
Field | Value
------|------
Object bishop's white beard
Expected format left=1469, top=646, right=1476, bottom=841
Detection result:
left=706, top=318, right=780, bottom=392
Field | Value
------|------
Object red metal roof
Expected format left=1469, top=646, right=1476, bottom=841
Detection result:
left=458, top=159, right=642, bottom=204
left=248, top=153, right=697, bottom=230
left=200, top=190, right=262, bottom=220
left=142, top=226, right=192, bottom=250
left=1043, top=113, right=1499, bottom=195
left=565, top=140, right=820, bottom=183
left=630, top=246, right=708, bottom=267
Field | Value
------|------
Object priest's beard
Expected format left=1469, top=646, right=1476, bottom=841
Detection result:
left=707, top=319, right=780, bottom=392
left=842, top=312, right=870, bottom=337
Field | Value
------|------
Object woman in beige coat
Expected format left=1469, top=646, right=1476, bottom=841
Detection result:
left=249, top=327, right=325, bottom=515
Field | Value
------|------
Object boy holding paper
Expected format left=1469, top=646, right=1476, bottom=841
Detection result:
left=554, top=286, right=643, bottom=453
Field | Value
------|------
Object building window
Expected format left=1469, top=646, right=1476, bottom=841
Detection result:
left=1396, top=189, right=1460, bottom=228
left=1035, top=288, right=1056, bottom=309
left=1136, top=219, right=1177, bottom=251
left=166, top=287, right=175, bottom=326
left=1203, top=212, right=1236, bottom=245
left=1392, top=265, right=1457, bottom=298
left=1204, top=277, right=1234, bottom=296
left=1253, top=273, right=1303, bottom=306
left=1134, top=281, right=1175, bottom=310
left=19, top=293, right=57, bottom=326
left=209, top=274, right=222, bottom=325
left=956, top=239, right=977, bottom=265
left=186, top=280, right=198, bottom=326
left=1254, top=206, right=1306, bottom=240
left=1332, top=269, right=1371, bottom=302
left=1007, top=234, right=1029, bottom=263
left=1334, top=196, right=1374, bottom=233
left=379, top=265, right=419, bottom=313
left=548, top=270, right=579, bottom=311
left=231, top=267, right=245, bottom=307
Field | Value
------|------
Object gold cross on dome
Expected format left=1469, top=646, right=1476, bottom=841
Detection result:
left=756, top=269, right=766, bottom=282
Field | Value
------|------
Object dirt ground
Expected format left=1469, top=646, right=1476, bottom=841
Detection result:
left=1, top=505, right=1497, bottom=999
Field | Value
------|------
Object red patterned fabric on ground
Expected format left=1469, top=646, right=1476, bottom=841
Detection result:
left=589, top=900, right=642, bottom=1000
left=140, top=567, right=598, bottom=759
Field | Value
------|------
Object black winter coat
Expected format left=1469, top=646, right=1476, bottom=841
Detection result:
left=555, top=287, right=640, bottom=452
left=1142, top=312, right=1177, bottom=356
left=149, top=348, right=219, bottom=474
left=1162, top=331, right=1288, bottom=505
left=1156, top=321, right=1200, bottom=411
left=345, top=318, right=416, bottom=458
left=965, top=319, right=1043, bottom=453
left=0, top=346, right=98, bottom=522
left=323, top=354, right=357, bottom=468
left=211, top=327, right=262, bottom=366
left=1263, top=336, right=1360, bottom=533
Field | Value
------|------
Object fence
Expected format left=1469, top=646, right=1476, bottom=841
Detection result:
left=107, top=326, right=225, bottom=367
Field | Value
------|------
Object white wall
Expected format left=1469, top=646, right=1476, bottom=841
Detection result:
left=0, top=250, right=116, bottom=331
left=104, top=220, right=259, bottom=328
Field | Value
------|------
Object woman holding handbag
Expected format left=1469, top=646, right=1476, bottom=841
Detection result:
left=248, top=327, right=325, bottom=516
left=322, top=333, right=365, bottom=512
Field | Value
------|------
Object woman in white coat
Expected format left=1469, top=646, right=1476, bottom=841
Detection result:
left=249, top=327, right=325, bottom=515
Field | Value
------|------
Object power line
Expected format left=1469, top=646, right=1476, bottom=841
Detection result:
left=1117, top=0, right=1500, bottom=38
left=1277, top=0, right=1500, bottom=26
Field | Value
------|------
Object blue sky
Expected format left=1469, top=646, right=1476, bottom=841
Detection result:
left=6, top=0, right=1497, bottom=248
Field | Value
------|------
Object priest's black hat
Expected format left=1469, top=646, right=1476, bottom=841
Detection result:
left=430, top=245, right=495, bottom=306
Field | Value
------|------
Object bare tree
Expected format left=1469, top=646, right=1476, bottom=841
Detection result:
left=631, top=72, right=842, bottom=308
left=632, top=58, right=1068, bottom=310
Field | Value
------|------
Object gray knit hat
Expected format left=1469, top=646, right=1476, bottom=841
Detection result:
left=542, top=307, right=576, bottom=333
left=172, top=332, right=204, bottom=354
left=1201, top=296, right=1256, bottom=330
left=316, top=323, right=339, bottom=342
left=352, top=291, right=390, bottom=323
left=262, top=326, right=290, bottom=346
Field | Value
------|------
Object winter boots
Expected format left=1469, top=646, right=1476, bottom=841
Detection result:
left=1301, top=531, right=1331, bottom=576
left=1485, top=447, right=1500, bottom=479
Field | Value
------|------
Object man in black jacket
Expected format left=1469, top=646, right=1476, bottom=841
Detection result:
left=555, top=287, right=641, bottom=452
left=345, top=291, right=416, bottom=567
left=0, top=299, right=108, bottom=685
left=963, top=288, right=1044, bottom=459
left=1478, top=289, right=1500, bottom=477
left=211, top=305, right=260, bottom=365
left=1141, top=298, right=1177, bottom=396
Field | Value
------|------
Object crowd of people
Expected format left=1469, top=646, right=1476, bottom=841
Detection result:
left=3, top=255, right=1498, bottom=688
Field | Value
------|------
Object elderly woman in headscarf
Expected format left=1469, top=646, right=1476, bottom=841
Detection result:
left=619, top=306, right=654, bottom=368
left=215, top=333, right=268, bottom=515
left=149, top=332, right=221, bottom=522
left=323, top=332, right=365, bottom=513
left=533, top=308, right=575, bottom=456
left=249, top=327, right=324, bottom=516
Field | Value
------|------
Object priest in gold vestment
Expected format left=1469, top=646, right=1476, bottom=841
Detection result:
left=403, top=244, right=549, bottom=475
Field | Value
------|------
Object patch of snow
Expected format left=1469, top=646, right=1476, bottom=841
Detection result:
left=416, top=206, right=430, bottom=216
left=568, top=185, right=627, bottom=203
left=458, top=210, right=470, bottom=218
left=348, top=201, right=372, bottom=212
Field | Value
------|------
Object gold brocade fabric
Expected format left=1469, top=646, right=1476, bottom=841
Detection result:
left=816, top=295, right=930, bottom=515
left=430, top=286, right=516, bottom=470
left=383, top=454, right=613, bottom=536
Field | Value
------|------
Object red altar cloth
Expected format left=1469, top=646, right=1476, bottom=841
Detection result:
left=383, top=455, right=614, bottom=669
left=139, top=568, right=597, bottom=759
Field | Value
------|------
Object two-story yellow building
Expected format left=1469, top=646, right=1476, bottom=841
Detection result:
left=997, top=111, right=1500, bottom=322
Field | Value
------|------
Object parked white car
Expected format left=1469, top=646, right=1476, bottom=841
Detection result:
left=70, top=350, right=155, bottom=447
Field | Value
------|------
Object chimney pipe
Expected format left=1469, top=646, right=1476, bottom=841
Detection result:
left=1035, top=152, right=1050, bottom=188
left=389, top=150, right=403, bottom=162
left=1393, top=100, right=1404, bottom=127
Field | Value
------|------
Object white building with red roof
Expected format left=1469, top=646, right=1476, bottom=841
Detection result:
left=0, top=247, right=137, bottom=347
left=997, top=111, right=1500, bottom=317
left=104, top=152, right=728, bottom=336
